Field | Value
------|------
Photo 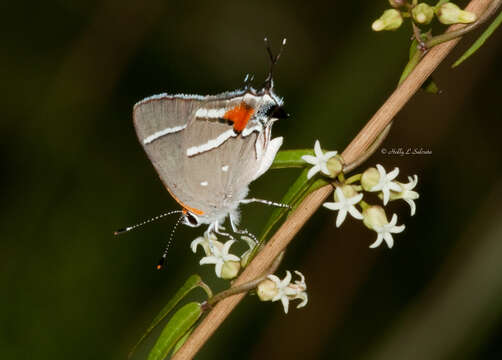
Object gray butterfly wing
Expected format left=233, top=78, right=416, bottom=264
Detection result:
left=133, top=94, right=264, bottom=223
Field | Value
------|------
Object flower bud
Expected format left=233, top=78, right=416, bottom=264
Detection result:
left=334, top=184, right=359, bottom=201
left=388, top=0, right=406, bottom=8
left=257, top=279, right=278, bottom=301
left=412, top=3, right=434, bottom=24
left=361, top=167, right=380, bottom=191
left=362, top=205, right=388, bottom=230
left=221, top=260, right=241, bottom=280
left=436, top=3, right=476, bottom=24
left=372, top=9, right=403, bottom=31
left=326, top=156, right=343, bottom=178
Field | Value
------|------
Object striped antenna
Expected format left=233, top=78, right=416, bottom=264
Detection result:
left=156, top=214, right=184, bottom=270
left=263, top=37, right=287, bottom=90
left=114, top=210, right=182, bottom=235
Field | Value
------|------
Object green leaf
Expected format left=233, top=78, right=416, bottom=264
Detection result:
left=422, top=77, right=440, bottom=94
left=129, top=274, right=202, bottom=358
left=402, top=38, right=440, bottom=93
left=172, top=328, right=193, bottom=355
left=452, top=10, right=502, bottom=68
left=271, top=149, right=314, bottom=169
left=399, top=42, right=422, bottom=85
left=147, top=302, right=202, bottom=360
left=408, top=38, right=419, bottom=60
left=257, top=168, right=312, bottom=245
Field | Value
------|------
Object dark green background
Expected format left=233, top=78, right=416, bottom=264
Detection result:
left=2, top=1, right=501, bottom=359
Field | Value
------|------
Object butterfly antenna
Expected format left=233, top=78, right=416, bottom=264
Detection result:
left=114, top=210, right=182, bottom=235
left=263, top=37, right=287, bottom=90
left=156, top=214, right=184, bottom=270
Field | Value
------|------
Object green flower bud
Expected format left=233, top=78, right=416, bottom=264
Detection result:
left=326, top=156, right=343, bottom=178
left=436, top=3, right=476, bottom=25
left=362, top=205, right=388, bottom=230
left=361, top=167, right=380, bottom=191
left=388, top=0, right=406, bottom=8
left=257, top=279, right=278, bottom=301
left=412, top=3, right=434, bottom=24
left=221, top=260, right=241, bottom=280
left=372, top=9, right=403, bottom=31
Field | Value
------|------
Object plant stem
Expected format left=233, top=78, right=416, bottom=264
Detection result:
left=198, top=280, right=213, bottom=299
left=398, top=51, right=422, bottom=85
left=172, top=1, right=493, bottom=358
left=427, top=0, right=501, bottom=48
left=400, top=0, right=501, bottom=85
left=207, top=251, right=284, bottom=307
left=343, top=122, right=392, bottom=173
left=345, top=173, right=362, bottom=185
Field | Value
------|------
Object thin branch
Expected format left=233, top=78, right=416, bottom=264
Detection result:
left=343, top=122, right=392, bottom=173
left=207, top=251, right=284, bottom=306
left=427, top=0, right=501, bottom=47
left=400, top=0, right=500, bottom=85
left=172, top=0, right=494, bottom=358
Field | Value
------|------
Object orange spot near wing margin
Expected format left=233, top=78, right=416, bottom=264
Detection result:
left=223, top=102, right=255, bottom=133
left=166, top=187, right=204, bottom=215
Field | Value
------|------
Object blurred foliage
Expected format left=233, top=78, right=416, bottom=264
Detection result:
left=1, top=1, right=501, bottom=359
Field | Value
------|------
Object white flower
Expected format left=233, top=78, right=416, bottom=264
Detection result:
left=267, top=270, right=308, bottom=314
left=398, top=175, right=419, bottom=216
left=323, top=186, right=363, bottom=227
left=301, top=140, right=338, bottom=179
left=199, top=239, right=240, bottom=278
left=370, top=164, right=402, bottom=205
left=240, top=235, right=257, bottom=267
left=369, top=214, right=405, bottom=249
left=289, top=271, right=308, bottom=308
left=191, top=232, right=219, bottom=256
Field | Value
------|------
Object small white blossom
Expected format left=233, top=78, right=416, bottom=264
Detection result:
left=191, top=232, right=219, bottom=256
left=267, top=270, right=308, bottom=314
left=240, top=235, right=257, bottom=267
left=199, top=239, right=240, bottom=278
left=370, top=164, right=402, bottom=205
left=399, top=175, right=419, bottom=216
left=323, top=187, right=363, bottom=227
left=370, top=214, right=405, bottom=249
left=301, top=140, right=338, bottom=179
left=289, top=271, right=308, bottom=308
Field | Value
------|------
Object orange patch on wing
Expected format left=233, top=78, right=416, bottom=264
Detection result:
left=166, top=187, right=204, bottom=215
left=223, top=102, right=255, bottom=133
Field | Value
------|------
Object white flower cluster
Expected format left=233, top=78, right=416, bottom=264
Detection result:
left=192, top=235, right=309, bottom=314
left=302, top=140, right=419, bottom=249
left=191, top=233, right=256, bottom=279
left=257, top=270, right=308, bottom=314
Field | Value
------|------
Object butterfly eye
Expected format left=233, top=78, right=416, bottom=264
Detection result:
left=266, top=105, right=289, bottom=120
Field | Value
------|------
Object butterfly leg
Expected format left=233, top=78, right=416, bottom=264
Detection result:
left=240, top=198, right=290, bottom=209
left=229, top=214, right=257, bottom=243
left=209, top=221, right=236, bottom=242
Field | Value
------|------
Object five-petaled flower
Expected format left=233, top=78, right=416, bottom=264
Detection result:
left=369, top=164, right=402, bottom=205
left=370, top=213, right=405, bottom=249
left=191, top=232, right=218, bottom=256
left=323, top=186, right=364, bottom=227
left=301, top=140, right=338, bottom=179
left=265, top=270, right=308, bottom=314
left=198, top=239, right=240, bottom=278
left=388, top=175, right=419, bottom=216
